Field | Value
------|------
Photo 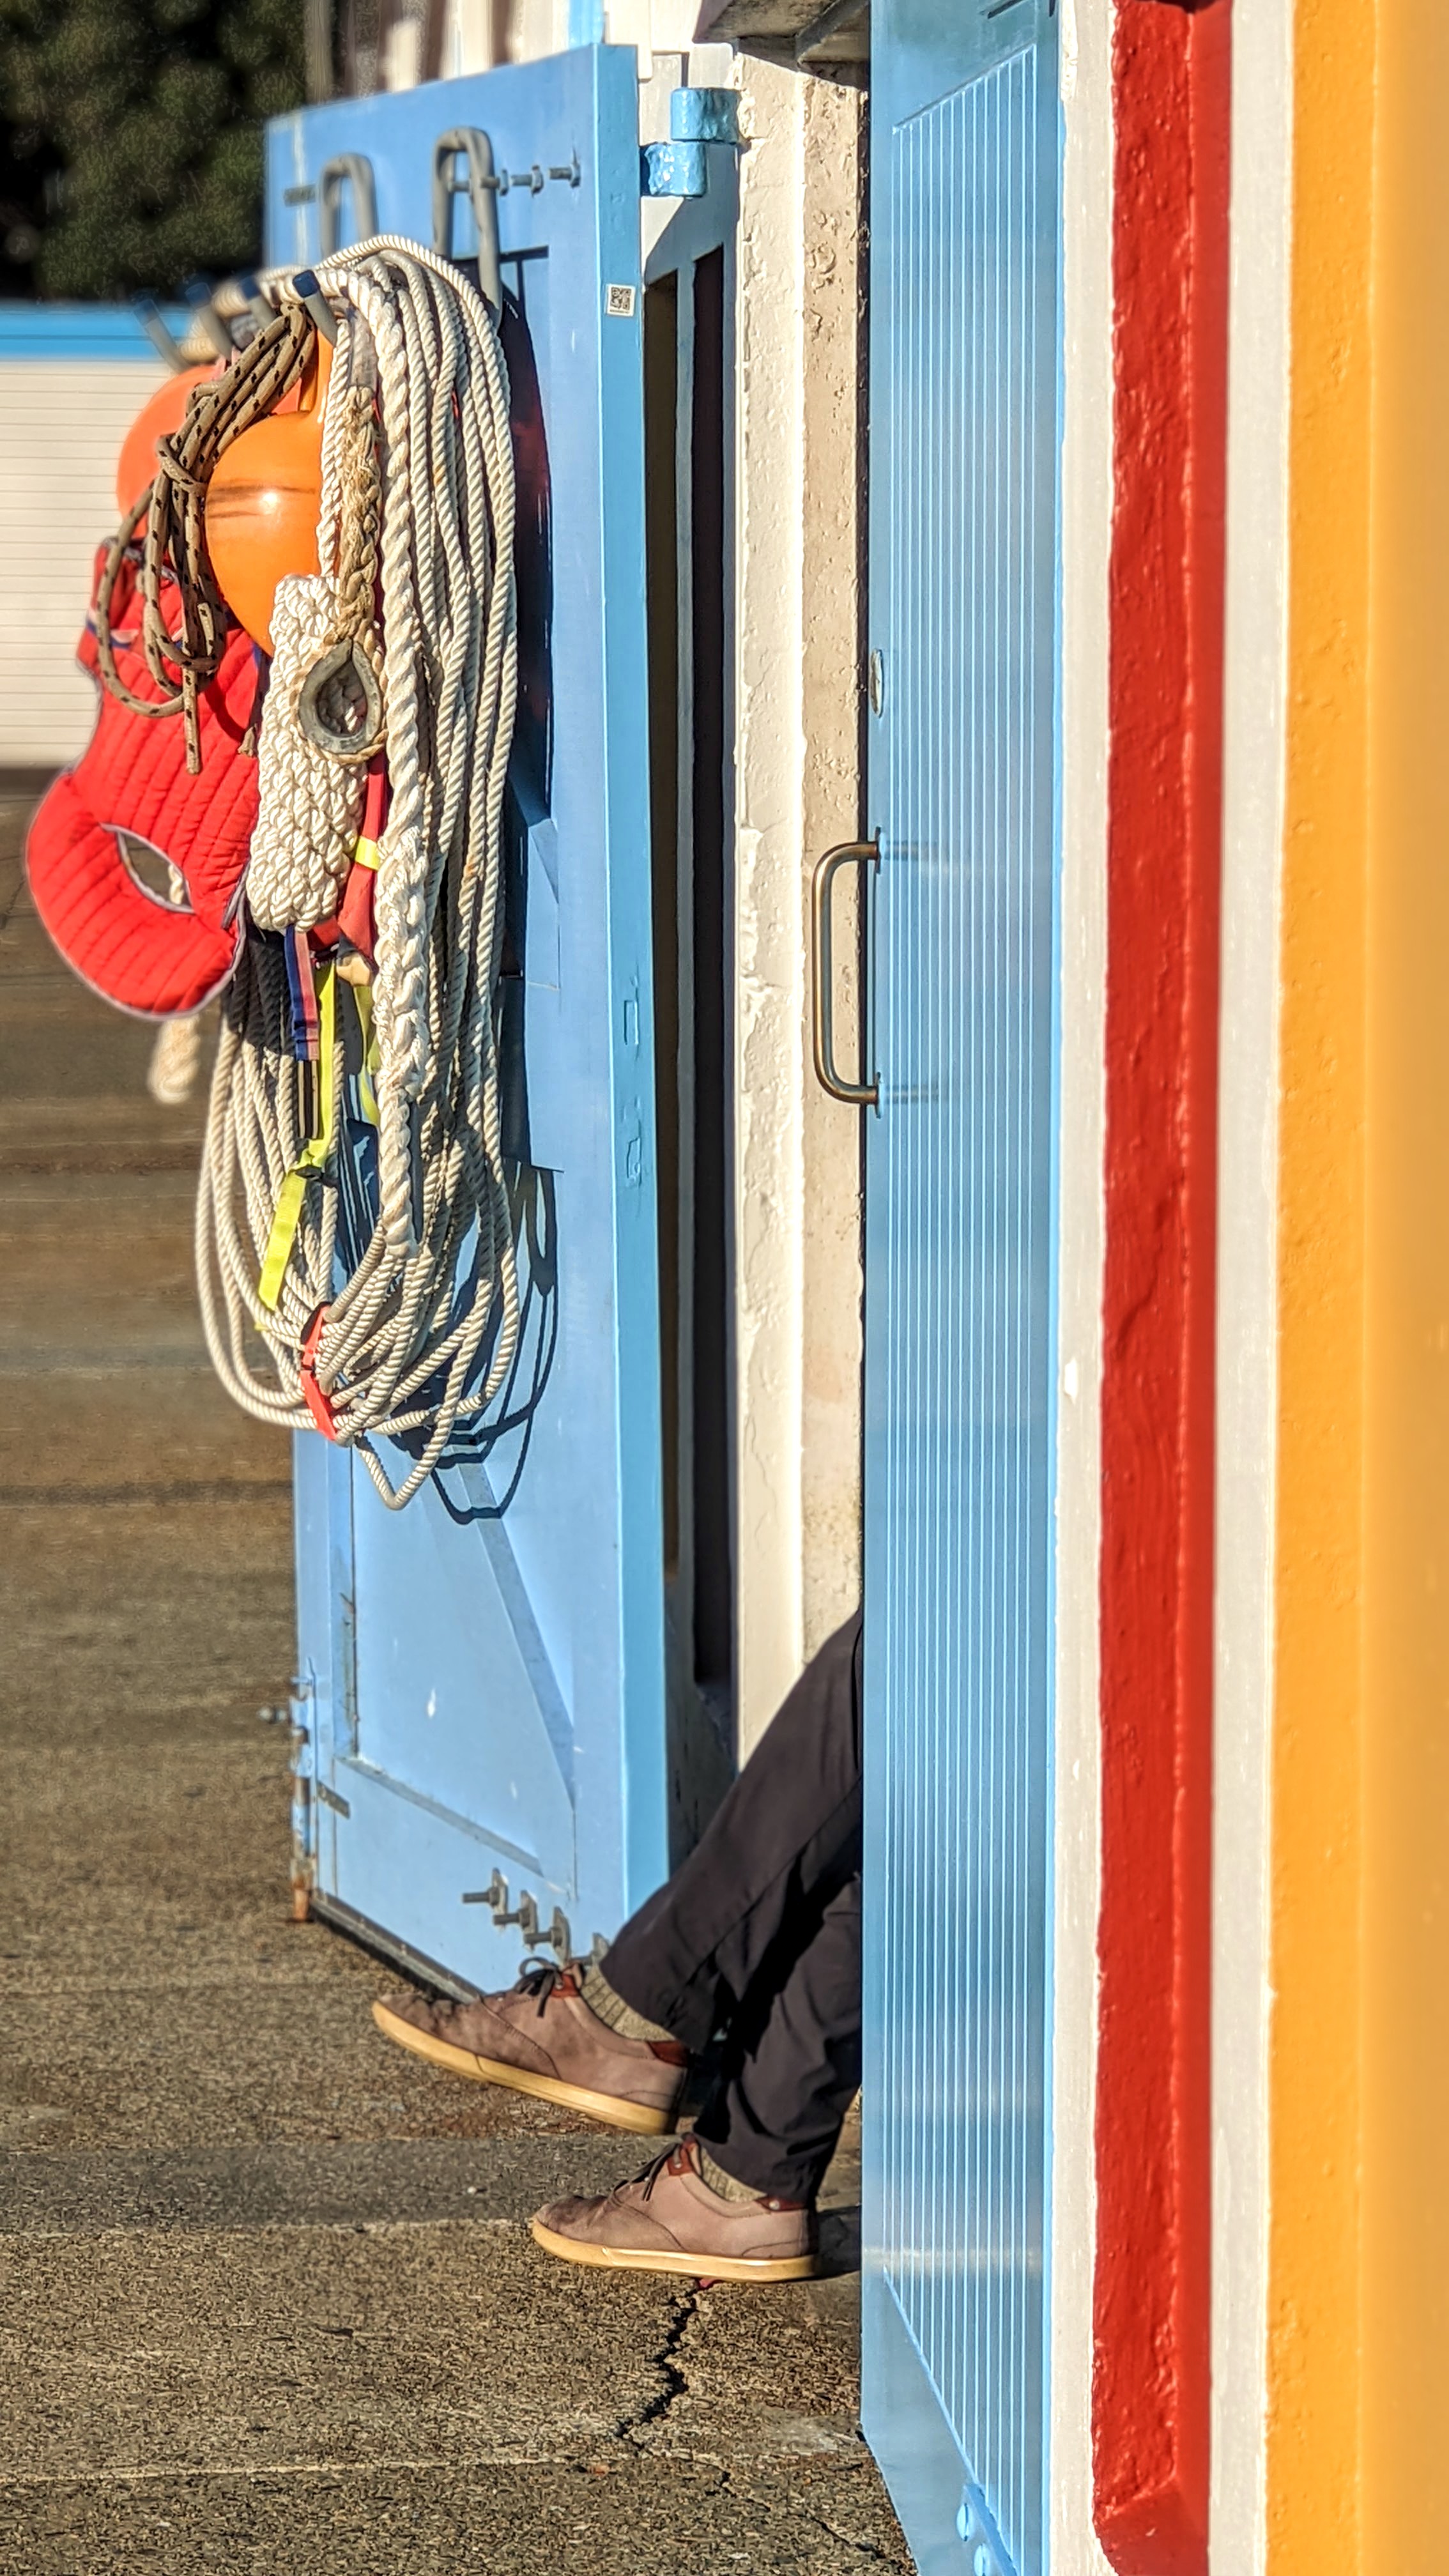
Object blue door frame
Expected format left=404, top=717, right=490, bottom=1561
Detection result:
left=861, top=5, right=1062, bottom=2572
left=271, top=48, right=670, bottom=1993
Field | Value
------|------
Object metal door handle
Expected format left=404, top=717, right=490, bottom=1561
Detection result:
left=433, top=128, right=504, bottom=319
left=318, top=153, right=378, bottom=257
left=811, top=838, right=878, bottom=1107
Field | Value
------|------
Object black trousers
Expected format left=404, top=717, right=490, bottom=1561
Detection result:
left=604, top=1611, right=863, bottom=2202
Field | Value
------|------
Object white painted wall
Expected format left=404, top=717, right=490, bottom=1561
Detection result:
left=0, top=358, right=169, bottom=769
left=1211, top=1, right=1293, bottom=2566
left=1050, top=0, right=1114, bottom=2563
left=729, top=56, right=865, bottom=1752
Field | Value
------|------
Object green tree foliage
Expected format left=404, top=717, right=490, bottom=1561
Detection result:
left=0, top=0, right=305, bottom=298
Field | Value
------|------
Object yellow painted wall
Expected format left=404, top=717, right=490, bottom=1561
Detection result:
left=1271, top=2, right=1449, bottom=2566
left=1270, top=0, right=1373, bottom=2561
left=1360, top=1, right=1449, bottom=2556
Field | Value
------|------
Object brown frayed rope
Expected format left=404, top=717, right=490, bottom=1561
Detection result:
left=93, top=307, right=318, bottom=774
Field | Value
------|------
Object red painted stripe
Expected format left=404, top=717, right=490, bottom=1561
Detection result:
left=1093, top=6, right=1230, bottom=2570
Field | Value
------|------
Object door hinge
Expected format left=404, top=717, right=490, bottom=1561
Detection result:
left=288, top=1673, right=318, bottom=1921
left=641, top=87, right=742, bottom=201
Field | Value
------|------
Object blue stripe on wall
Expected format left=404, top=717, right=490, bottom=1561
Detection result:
left=0, top=306, right=189, bottom=361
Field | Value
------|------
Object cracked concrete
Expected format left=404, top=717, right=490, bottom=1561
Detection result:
left=0, top=808, right=913, bottom=2572
left=620, top=2283, right=700, bottom=2438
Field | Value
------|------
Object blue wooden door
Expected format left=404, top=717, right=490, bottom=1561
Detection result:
left=269, top=49, right=668, bottom=1990
left=861, top=6, right=1061, bottom=2573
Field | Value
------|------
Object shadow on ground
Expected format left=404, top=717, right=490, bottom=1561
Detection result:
left=0, top=799, right=912, bottom=2575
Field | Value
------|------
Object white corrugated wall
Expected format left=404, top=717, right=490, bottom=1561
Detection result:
left=0, top=358, right=167, bottom=768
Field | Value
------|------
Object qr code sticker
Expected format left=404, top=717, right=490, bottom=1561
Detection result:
left=604, top=284, right=637, bottom=319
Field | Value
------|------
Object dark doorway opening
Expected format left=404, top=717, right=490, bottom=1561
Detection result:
left=644, top=245, right=735, bottom=1861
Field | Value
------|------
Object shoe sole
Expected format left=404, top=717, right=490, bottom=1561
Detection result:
left=530, top=2216, right=820, bottom=2283
left=371, top=1998, right=677, bottom=2136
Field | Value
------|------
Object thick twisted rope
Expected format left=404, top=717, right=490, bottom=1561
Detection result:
left=196, top=240, right=519, bottom=1509
left=94, top=307, right=316, bottom=771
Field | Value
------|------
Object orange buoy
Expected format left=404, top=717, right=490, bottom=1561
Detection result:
left=115, top=364, right=218, bottom=518
left=204, top=337, right=334, bottom=655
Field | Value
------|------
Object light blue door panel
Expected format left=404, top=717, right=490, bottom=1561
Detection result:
left=351, top=1475, right=576, bottom=1878
left=275, top=48, right=668, bottom=1989
left=862, top=8, right=1061, bottom=2575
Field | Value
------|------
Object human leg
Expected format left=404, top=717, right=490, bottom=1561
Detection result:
left=601, top=1609, right=862, bottom=2051
left=690, top=1871, right=860, bottom=2202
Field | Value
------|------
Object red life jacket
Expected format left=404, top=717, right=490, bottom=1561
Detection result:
left=26, top=549, right=260, bottom=1018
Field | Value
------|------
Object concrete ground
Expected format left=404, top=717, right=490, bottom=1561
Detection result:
left=0, top=797, right=912, bottom=2574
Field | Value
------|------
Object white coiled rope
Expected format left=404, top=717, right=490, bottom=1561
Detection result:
left=196, top=238, right=519, bottom=1508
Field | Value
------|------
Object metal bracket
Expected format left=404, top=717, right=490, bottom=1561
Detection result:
left=795, top=0, right=870, bottom=69
left=461, top=1869, right=572, bottom=1962
left=640, top=86, right=743, bottom=201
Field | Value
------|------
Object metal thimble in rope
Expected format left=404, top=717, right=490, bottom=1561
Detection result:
left=297, top=385, right=387, bottom=765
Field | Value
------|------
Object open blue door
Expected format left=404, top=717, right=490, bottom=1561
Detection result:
left=861, top=6, right=1061, bottom=2573
left=269, top=48, right=668, bottom=1989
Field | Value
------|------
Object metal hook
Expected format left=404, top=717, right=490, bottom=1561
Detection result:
left=431, top=126, right=504, bottom=321
left=181, top=276, right=237, bottom=361
left=132, top=295, right=188, bottom=374
left=318, top=153, right=378, bottom=257
left=234, top=272, right=279, bottom=334
left=291, top=269, right=338, bottom=344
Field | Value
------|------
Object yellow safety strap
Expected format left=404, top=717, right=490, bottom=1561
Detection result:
left=353, top=835, right=381, bottom=871
left=352, top=980, right=380, bottom=1128
left=259, top=963, right=337, bottom=1312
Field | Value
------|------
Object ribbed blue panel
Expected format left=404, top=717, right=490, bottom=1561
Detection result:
left=275, top=50, right=668, bottom=1992
left=862, top=17, right=1059, bottom=2576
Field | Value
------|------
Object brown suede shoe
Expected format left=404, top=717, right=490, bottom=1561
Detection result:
left=530, top=2136, right=820, bottom=2283
left=371, top=1963, right=688, bottom=2135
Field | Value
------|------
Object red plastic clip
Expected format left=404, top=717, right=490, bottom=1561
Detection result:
left=299, top=1305, right=337, bottom=1440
